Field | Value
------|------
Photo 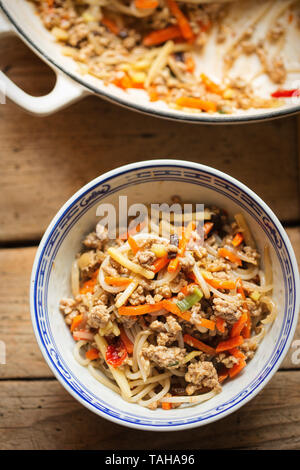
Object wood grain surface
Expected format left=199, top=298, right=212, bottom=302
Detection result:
left=0, top=35, right=299, bottom=451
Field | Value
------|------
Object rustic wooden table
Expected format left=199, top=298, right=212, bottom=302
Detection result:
left=0, top=37, right=299, bottom=450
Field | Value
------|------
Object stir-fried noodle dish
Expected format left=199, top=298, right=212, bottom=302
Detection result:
left=60, top=204, right=277, bottom=409
left=30, top=0, right=300, bottom=114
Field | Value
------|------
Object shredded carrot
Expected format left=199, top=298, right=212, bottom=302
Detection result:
left=242, top=310, right=252, bottom=339
left=128, top=236, right=140, bottom=254
left=135, top=0, right=158, bottom=8
left=228, top=359, right=246, bottom=378
left=183, top=334, right=216, bottom=356
left=176, top=96, right=217, bottom=113
left=118, top=302, right=164, bottom=316
left=180, top=283, right=197, bottom=296
left=119, top=326, right=134, bottom=354
left=149, top=88, right=159, bottom=101
left=197, top=318, right=216, bottom=331
left=152, top=256, right=169, bottom=273
left=232, top=232, right=244, bottom=247
left=101, top=16, right=119, bottom=35
left=236, top=278, right=246, bottom=299
left=216, top=335, right=243, bottom=353
left=104, top=276, right=133, bottom=287
left=230, top=312, right=248, bottom=338
left=168, top=257, right=180, bottom=273
left=119, top=219, right=147, bottom=240
left=114, top=72, right=144, bottom=90
left=166, top=0, right=194, bottom=41
left=216, top=317, right=226, bottom=333
left=71, top=314, right=84, bottom=332
left=218, top=366, right=229, bottom=383
left=162, top=402, right=172, bottom=410
left=228, top=347, right=246, bottom=361
left=236, top=279, right=252, bottom=338
left=85, top=348, right=99, bottom=360
left=185, top=56, right=195, bottom=73
left=79, top=269, right=99, bottom=295
left=179, top=221, right=195, bottom=256
left=143, top=25, right=182, bottom=46
left=218, top=247, right=242, bottom=267
left=201, top=73, right=222, bottom=95
left=202, top=272, right=236, bottom=291
left=162, top=299, right=191, bottom=322
left=204, top=221, right=214, bottom=236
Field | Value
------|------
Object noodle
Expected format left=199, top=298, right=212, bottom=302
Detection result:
left=60, top=202, right=277, bottom=410
left=31, top=0, right=300, bottom=115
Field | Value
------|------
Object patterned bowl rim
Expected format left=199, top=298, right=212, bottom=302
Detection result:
left=30, top=159, right=300, bottom=431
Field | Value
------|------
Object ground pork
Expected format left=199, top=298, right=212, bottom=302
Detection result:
left=135, top=250, right=156, bottom=268
left=154, top=284, right=172, bottom=298
left=185, top=361, right=221, bottom=395
left=87, top=303, right=110, bottom=329
left=83, top=232, right=103, bottom=250
left=212, top=297, right=243, bottom=325
left=142, top=345, right=186, bottom=369
left=150, top=315, right=182, bottom=346
left=216, top=352, right=239, bottom=369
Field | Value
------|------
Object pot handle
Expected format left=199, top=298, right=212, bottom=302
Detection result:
left=0, top=11, right=87, bottom=115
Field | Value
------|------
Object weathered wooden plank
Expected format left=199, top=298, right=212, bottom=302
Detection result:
left=0, top=227, right=299, bottom=379
left=0, top=370, right=299, bottom=450
left=0, top=38, right=299, bottom=242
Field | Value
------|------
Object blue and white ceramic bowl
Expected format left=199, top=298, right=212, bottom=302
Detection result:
left=30, top=160, right=299, bottom=431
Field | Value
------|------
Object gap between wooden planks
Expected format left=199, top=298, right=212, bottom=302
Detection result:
left=0, top=226, right=299, bottom=380
left=0, top=371, right=299, bottom=450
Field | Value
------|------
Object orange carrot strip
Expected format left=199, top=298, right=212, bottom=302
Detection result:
left=216, top=317, right=226, bottom=333
left=71, top=314, right=84, bottom=332
left=101, top=16, right=119, bottom=35
left=202, top=272, right=236, bottom=291
left=166, top=0, right=194, bottom=41
left=183, top=334, right=216, bottom=356
left=162, top=402, right=172, bottom=410
left=135, top=0, right=158, bottom=8
left=85, top=348, right=99, bottom=360
left=79, top=269, right=99, bottom=295
left=201, top=73, right=222, bottom=95
left=119, top=220, right=147, bottom=240
left=168, top=257, right=180, bottom=273
left=197, top=318, right=216, bottom=331
left=143, top=25, right=182, bottom=46
left=176, top=96, right=217, bottom=113
left=228, top=359, right=246, bottom=378
left=185, top=56, right=195, bottom=73
left=230, top=312, right=248, bottom=338
left=152, top=256, right=169, bottom=273
left=218, top=366, right=229, bottom=384
left=179, top=221, right=196, bottom=255
left=228, top=347, right=246, bottom=361
left=162, top=300, right=191, bottom=322
left=204, top=221, right=214, bottom=236
left=118, top=303, right=164, bottom=316
left=180, top=283, right=197, bottom=296
left=104, top=276, right=133, bottom=287
left=216, top=335, right=244, bottom=353
left=119, top=326, right=134, bottom=354
left=128, top=236, right=140, bottom=254
left=232, top=232, right=244, bottom=247
left=236, top=278, right=246, bottom=299
left=242, top=310, right=252, bottom=339
left=218, top=247, right=242, bottom=267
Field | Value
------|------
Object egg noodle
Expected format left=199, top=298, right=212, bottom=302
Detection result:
left=60, top=203, right=276, bottom=409
left=30, top=0, right=300, bottom=114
